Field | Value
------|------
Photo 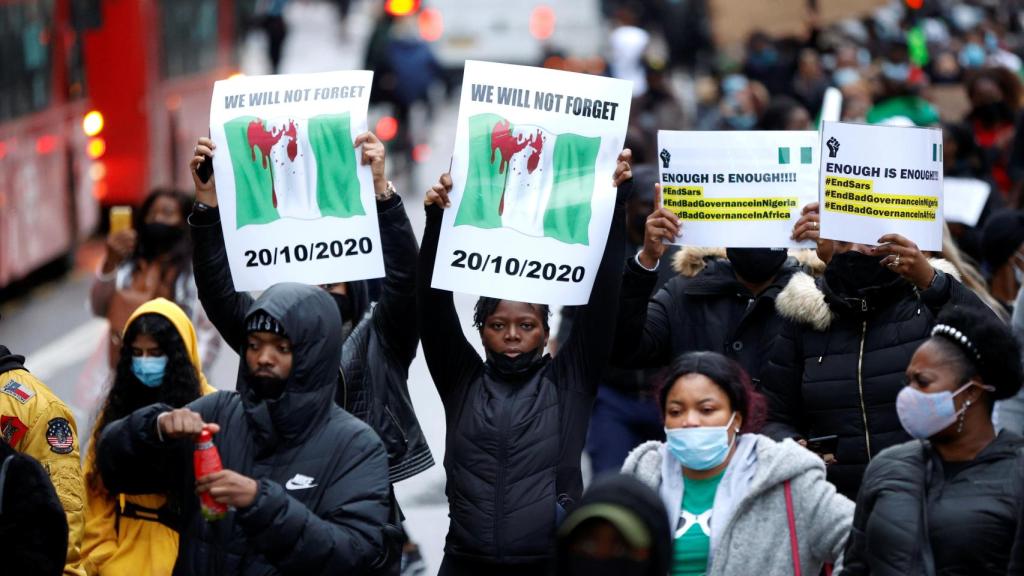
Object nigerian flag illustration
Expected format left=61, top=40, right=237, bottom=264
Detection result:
left=224, top=113, right=365, bottom=229
left=454, top=113, right=601, bottom=245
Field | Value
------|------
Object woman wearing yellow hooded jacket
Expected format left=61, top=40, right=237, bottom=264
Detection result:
left=81, top=298, right=216, bottom=575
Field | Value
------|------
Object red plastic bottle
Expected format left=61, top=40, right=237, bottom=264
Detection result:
left=194, top=427, right=227, bottom=521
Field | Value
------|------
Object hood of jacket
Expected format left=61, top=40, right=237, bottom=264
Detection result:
left=557, top=473, right=672, bottom=576
left=0, top=345, right=25, bottom=375
left=775, top=258, right=960, bottom=331
left=124, top=297, right=214, bottom=394
left=239, top=283, right=343, bottom=449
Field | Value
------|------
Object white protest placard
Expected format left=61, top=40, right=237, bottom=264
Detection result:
left=431, top=61, right=632, bottom=305
left=942, top=177, right=990, bottom=227
left=209, top=71, right=382, bottom=291
left=657, top=130, right=819, bottom=248
left=819, top=122, right=943, bottom=251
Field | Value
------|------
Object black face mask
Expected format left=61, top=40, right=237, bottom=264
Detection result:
left=249, top=375, right=286, bottom=401
left=566, top=556, right=649, bottom=576
left=139, top=223, right=184, bottom=258
left=485, top=347, right=545, bottom=379
left=329, top=292, right=354, bottom=324
left=824, top=250, right=902, bottom=296
left=727, top=247, right=788, bottom=284
left=971, top=101, right=1014, bottom=126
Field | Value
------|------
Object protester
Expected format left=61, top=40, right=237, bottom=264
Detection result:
left=579, top=164, right=669, bottom=475
left=608, top=6, right=650, bottom=98
left=980, top=209, right=1024, bottom=305
left=96, top=283, right=391, bottom=575
left=82, top=298, right=216, bottom=575
left=189, top=135, right=434, bottom=486
left=189, top=134, right=430, bottom=572
left=842, top=306, right=1024, bottom=574
left=0, top=438, right=68, bottom=576
left=995, top=284, right=1024, bottom=435
left=762, top=214, right=995, bottom=499
left=964, top=67, right=1021, bottom=198
left=613, top=184, right=805, bottom=388
left=940, top=223, right=1008, bottom=323
left=416, top=152, right=632, bottom=574
left=0, top=343, right=86, bottom=575
left=942, top=121, right=1006, bottom=264
left=621, top=352, right=852, bottom=575
left=90, top=188, right=219, bottom=370
left=554, top=473, right=671, bottom=576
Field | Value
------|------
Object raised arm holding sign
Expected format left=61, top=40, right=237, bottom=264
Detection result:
left=430, top=60, right=633, bottom=306
left=207, top=70, right=383, bottom=291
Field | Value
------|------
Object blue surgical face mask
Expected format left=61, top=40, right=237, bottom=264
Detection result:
left=895, top=382, right=982, bottom=439
left=132, top=356, right=168, bottom=388
left=665, top=413, right=738, bottom=471
left=960, top=43, right=986, bottom=69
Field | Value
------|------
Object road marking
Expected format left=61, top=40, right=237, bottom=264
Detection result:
left=25, top=318, right=108, bottom=383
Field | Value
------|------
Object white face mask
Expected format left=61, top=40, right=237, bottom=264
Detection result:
left=895, top=382, right=988, bottom=439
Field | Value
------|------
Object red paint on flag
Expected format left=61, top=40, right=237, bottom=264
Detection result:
left=490, top=121, right=543, bottom=215
left=246, top=119, right=299, bottom=209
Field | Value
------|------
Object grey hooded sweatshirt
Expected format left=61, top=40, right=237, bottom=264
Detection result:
left=622, top=433, right=852, bottom=576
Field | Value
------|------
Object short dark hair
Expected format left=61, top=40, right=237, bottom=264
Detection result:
left=928, top=306, right=1023, bottom=402
left=658, top=351, right=765, bottom=433
left=473, top=297, right=550, bottom=331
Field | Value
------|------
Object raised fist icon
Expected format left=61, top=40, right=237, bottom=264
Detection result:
left=826, top=137, right=840, bottom=158
left=660, top=148, right=671, bottom=169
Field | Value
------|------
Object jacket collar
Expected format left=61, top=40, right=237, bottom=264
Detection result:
left=775, top=258, right=960, bottom=331
left=679, top=258, right=800, bottom=300
left=0, top=346, right=25, bottom=375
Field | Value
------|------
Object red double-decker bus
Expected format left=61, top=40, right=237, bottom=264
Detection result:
left=0, top=0, right=249, bottom=290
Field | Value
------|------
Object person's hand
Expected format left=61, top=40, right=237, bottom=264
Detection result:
left=190, top=137, right=217, bottom=207
left=791, top=202, right=821, bottom=243
left=797, top=439, right=838, bottom=466
left=872, top=234, right=936, bottom=290
left=195, top=469, right=259, bottom=509
left=156, top=409, right=219, bottom=440
left=639, top=184, right=681, bottom=269
left=354, top=132, right=388, bottom=198
left=425, top=173, right=453, bottom=208
left=103, top=229, right=137, bottom=272
left=613, top=149, right=632, bottom=187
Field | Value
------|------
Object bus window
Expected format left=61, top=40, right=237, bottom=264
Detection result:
left=0, top=0, right=54, bottom=121
left=158, top=0, right=218, bottom=79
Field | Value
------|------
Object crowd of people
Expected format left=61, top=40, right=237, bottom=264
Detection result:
left=3, top=1, right=1024, bottom=575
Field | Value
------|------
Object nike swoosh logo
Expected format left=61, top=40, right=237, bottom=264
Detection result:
left=285, top=480, right=318, bottom=490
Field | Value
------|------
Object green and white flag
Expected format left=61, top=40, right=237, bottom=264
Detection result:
left=432, top=60, right=632, bottom=306
left=225, top=113, right=365, bottom=229
left=454, top=113, right=600, bottom=245
left=208, top=70, right=382, bottom=292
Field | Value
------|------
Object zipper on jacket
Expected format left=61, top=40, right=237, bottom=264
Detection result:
left=494, top=397, right=513, bottom=562
left=338, top=366, right=348, bottom=410
left=383, top=405, right=408, bottom=445
left=856, top=319, right=872, bottom=460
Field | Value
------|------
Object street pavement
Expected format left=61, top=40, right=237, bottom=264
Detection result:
left=0, top=2, right=544, bottom=572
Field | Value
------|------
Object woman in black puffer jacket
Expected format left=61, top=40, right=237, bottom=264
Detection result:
left=761, top=213, right=995, bottom=499
left=842, top=306, right=1024, bottom=575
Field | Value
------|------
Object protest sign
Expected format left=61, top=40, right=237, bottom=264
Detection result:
left=657, top=130, right=819, bottom=248
left=209, top=70, right=382, bottom=291
left=432, top=60, right=632, bottom=305
left=943, top=177, right=990, bottom=227
left=819, top=122, right=943, bottom=251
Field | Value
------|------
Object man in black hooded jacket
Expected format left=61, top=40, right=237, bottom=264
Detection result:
left=188, top=134, right=433, bottom=484
left=97, top=283, right=391, bottom=575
